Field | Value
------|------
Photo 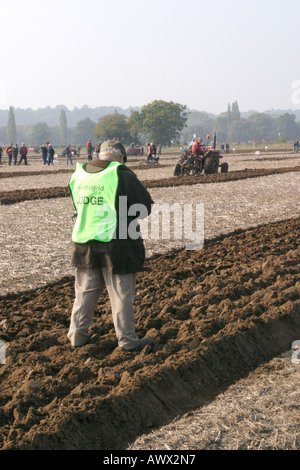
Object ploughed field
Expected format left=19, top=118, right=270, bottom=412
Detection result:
left=0, top=152, right=299, bottom=450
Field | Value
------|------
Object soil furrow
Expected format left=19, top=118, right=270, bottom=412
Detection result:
left=0, top=217, right=299, bottom=449
left=1, top=166, right=300, bottom=205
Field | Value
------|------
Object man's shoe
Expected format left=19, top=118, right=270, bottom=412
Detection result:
left=71, top=336, right=91, bottom=349
left=126, top=337, right=154, bottom=352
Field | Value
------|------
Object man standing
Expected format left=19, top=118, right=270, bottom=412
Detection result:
left=65, top=144, right=73, bottom=165
left=68, top=140, right=154, bottom=352
left=147, top=142, right=153, bottom=162
left=87, top=139, right=93, bottom=161
left=13, top=144, right=18, bottom=165
left=18, top=143, right=28, bottom=165
left=5, top=143, right=14, bottom=166
left=47, top=143, right=55, bottom=165
left=40, top=144, right=48, bottom=164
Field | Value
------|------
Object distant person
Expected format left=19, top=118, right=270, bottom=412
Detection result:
left=192, top=138, right=200, bottom=156
left=18, top=143, right=28, bottom=165
left=87, top=139, right=93, bottom=161
left=147, top=142, right=152, bottom=161
left=293, top=140, right=299, bottom=153
left=95, top=142, right=101, bottom=158
left=65, top=144, right=73, bottom=165
left=0, top=146, right=3, bottom=165
left=225, top=143, right=229, bottom=153
left=41, top=144, right=48, bottom=164
left=5, top=143, right=14, bottom=166
left=189, top=138, right=195, bottom=149
left=47, top=143, right=55, bottom=165
left=152, top=143, right=159, bottom=163
left=13, top=144, right=18, bottom=165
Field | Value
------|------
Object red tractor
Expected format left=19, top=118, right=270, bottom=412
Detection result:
left=174, top=133, right=228, bottom=176
left=127, top=145, right=142, bottom=156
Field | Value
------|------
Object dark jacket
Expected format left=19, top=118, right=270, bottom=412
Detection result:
left=48, top=145, right=55, bottom=157
left=41, top=146, right=47, bottom=157
left=70, top=159, right=154, bottom=274
left=20, top=145, right=27, bottom=156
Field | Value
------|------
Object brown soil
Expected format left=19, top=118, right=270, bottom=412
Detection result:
left=1, top=166, right=300, bottom=205
left=0, top=217, right=299, bottom=450
left=0, top=169, right=72, bottom=179
left=0, top=163, right=169, bottom=180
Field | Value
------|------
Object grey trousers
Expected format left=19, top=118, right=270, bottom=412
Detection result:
left=67, top=267, right=140, bottom=349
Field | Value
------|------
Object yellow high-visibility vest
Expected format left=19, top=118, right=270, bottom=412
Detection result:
left=69, top=161, right=123, bottom=243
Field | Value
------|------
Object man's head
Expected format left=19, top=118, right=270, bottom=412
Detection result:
left=99, top=140, right=127, bottom=163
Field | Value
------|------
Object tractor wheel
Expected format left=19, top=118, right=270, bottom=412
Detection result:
left=174, top=163, right=181, bottom=176
left=203, top=153, right=219, bottom=174
left=221, top=162, right=229, bottom=173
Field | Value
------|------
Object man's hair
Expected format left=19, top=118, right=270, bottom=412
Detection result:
left=101, top=147, right=124, bottom=159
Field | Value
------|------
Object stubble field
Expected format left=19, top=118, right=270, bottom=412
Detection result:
left=0, top=150, right=299, bottom=450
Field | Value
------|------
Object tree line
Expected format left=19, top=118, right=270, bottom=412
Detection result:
left=182, top=102, right=300, bottom=144
left=1, top=101, right=300, bottom=148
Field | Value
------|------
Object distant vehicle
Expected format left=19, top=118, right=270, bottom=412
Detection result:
left=127, top=145, right=142, bottom=156
left=28, top=147, right=40, bottom=154
left=174, top=133, right=229, bottom=176
left=61, top=147, right=80, bottom=157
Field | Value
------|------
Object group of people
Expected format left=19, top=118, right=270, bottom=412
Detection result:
left=0, top=140, right=99, bottom=167
left=0, top=143, right=28, bottom=166
left=146, top=142, right=160, bottom=162
left=220, top=142, right=230, bottom=153
left=86, top=139, right=102, bottom=161
left=40, top=142, right=56, bottom=165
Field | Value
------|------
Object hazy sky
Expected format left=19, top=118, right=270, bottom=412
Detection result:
left=1, top=0, right=300, bottom=114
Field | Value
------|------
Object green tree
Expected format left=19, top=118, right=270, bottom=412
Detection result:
left=228, top=119, right=255, bottom=142
left=247, top=113, right=277, bottom=141
left=227, top=103, right=232, bottom=126
left=7, top=106, right=16, bottom=143
left=59, top=109, right=68, bottom=144
left=182, top=110, right=214, bottom=142
left=93, top=112, right=131, bottom=143
left=138, top=100, right=188, bottom=145
left=213, top=113, right=229, bottom=142
left=127, top=110, right=144, bottom=142
left=72, top=118, right=96, bottom=145
left=30, top=122, right=51, bottom=145
left=276, top=113, right=300, bottom=140
left=186, top=110, right=212, bottom=126
left=231, top=101, right=241, bottom=121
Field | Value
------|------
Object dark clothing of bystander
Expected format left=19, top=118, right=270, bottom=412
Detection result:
left=18, top=144, right=28, bottom=165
